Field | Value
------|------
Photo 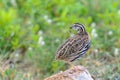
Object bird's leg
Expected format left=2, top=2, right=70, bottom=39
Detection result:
left=67, top=61, right=75, bottom=68
left=66, top=61, right=79, bottom=71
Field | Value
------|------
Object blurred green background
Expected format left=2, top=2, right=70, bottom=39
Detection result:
left=0, top=0, right=120, bottom=80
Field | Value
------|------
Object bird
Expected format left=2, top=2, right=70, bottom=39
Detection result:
left=55, top=23, right=91, bottom=68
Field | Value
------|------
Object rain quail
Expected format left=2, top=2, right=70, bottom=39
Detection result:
left=55, top=23, right=91, bottom=68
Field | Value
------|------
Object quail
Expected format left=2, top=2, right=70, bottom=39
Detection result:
left=55, top=23, right=91, bottom=68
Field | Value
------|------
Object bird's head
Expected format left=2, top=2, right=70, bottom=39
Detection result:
left=70, top=23, right=86, bottom=34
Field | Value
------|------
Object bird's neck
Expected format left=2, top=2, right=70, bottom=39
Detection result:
left=78, top=31, right=87, bottom=35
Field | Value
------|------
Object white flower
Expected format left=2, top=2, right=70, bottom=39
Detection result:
left=38, top=30, right=43, bottom=35
left=70, top=34, right=74, bottom=37
left=47, top=19, right=52, bottom=24
left=93, top=34, right=98, bottom=38
left=28, top=47, right=32, bottom=51
left=91, top=28, right=98, bottom=38
left=38, top=36, right=45, bottom=46
left=114, top=48, right=119, bottom=56
left=118, top=10, right=120, bottom=15
left=11, top=32, right=14, bottom=37
left=27, top=20, right=32, bottom=25
left=15, top=53, right=19, bottom=57
left=106, top=52, right=110, bottom=55
left=91, top=22, right=96, bottom=27
left=94, top=49, right=98, bottom=53
left=108, top=31, right=113, bottom=36
left=38, top=36, right=43, bottom=42
left=40, top=41, right=45, bottom=46
left=55, top=38, right=60, bottom=43
left=43, top=15, right=52, bottom=24
left=11, top=0, right=17, bottom=7
left=44, top=15, right=48, bottom=19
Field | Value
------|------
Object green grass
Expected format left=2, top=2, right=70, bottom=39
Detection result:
left=0, top=0, right=120, bottom=80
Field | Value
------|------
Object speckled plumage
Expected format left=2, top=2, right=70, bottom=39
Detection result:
left=55, top=23, right=90, bottom=62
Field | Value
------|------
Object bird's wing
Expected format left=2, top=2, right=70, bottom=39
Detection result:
left=55, top=35, right=78, bottom=59
left=55, top=34, right=90, bottom=61
left=70, top=41, right=90, bottom=61
left=67, top=34, right=90, bottom=61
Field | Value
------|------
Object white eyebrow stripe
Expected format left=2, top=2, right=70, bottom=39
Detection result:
left=75, top=24, right=85, bottom=33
